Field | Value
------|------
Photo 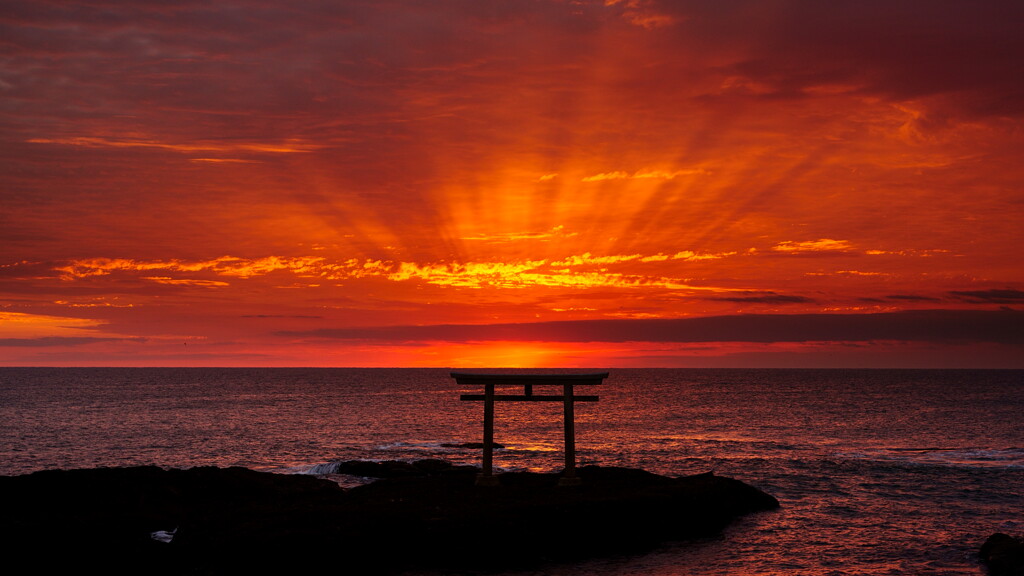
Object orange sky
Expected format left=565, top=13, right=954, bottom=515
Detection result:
left=1, top=0, right=1022, bottom=367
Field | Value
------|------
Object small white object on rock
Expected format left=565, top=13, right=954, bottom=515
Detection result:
left=150, top=528, right=176, bottom=543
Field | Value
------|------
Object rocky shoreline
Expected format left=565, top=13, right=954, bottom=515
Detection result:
left=1, top=461, right=778, bottom=574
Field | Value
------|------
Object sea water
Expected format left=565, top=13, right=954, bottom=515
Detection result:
left=1, top=368, right=1021, bottom=575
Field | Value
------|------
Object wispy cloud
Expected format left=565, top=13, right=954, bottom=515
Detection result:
left=581, top=168, right=709, bottom=182
left=55, top=256, right=328, bottom=280
left=551, top=253, right=642, bottom=266
left=460, top=225, right=576, bottom=243
left=807, top=270, right=889, bottom=277
left=52, top=252, right=738, bottom=292
left=28, top=137, right=320, bottom=154
left=551, top=251, right=732, bottom=267
left=773, top=239, right=854, bottom=254
left=605, top=0, right=681, bottom=29
left=188, top=158, right=262, bottom=164
left=0, top=312, right=108, bottom=340
left=142, top=277, right=230, bottom=287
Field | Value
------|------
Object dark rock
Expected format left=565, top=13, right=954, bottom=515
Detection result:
left=330, top=458, right=477, bottom=478
left=0, top=465, right=346, bottom=574
left=343, top=465, right=779, bottom=572
left=0, top=464, right=778, bottom=574
left=411, top=458, right=477, bottom=476
left=981, top=533, right=1024, bottom=576
left=333, top=459, right=419, bottom=477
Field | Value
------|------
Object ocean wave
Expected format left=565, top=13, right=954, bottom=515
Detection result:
left=835, top=447, right=1024, bottom=469
left=374, top=440, right=462, bottom=451
left=305, top=461, right=344, bottom=475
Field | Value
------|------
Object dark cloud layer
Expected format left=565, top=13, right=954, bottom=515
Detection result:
left=0, top=337, right=144, bottom=347
left=950, top=289, right=1024, bottom=303
left=283, top=309, right=1024, bottom=345
left=887, top=294, right=942, bottom=302
left=711, top=294, right=814, bottom=304
left=664, top=0, right=1024, bottom=118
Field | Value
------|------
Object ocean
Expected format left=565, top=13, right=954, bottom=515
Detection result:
left=1, top=368, right=1021, bottom=575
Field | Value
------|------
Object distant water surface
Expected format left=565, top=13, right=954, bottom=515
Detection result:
left=1, top=368, right=1021, bottom=575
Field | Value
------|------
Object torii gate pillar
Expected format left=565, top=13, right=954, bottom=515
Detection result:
left=452, top=372, right=608, bottom=486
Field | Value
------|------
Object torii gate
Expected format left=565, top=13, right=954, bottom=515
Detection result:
left=451, top=372, right=608, bottom=486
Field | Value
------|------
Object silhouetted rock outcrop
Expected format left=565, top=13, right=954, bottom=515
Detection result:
left=0, top=463, right=778, bottom=574
left=981, top=533, right=1024, bottom=576
left=330, top=457, right=478, bottom=477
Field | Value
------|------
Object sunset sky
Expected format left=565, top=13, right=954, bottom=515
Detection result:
left=2, top=0, right=1022, bottom=367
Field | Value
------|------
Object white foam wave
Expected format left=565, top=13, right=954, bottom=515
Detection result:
left=305, top=462, right=342, bottom=474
